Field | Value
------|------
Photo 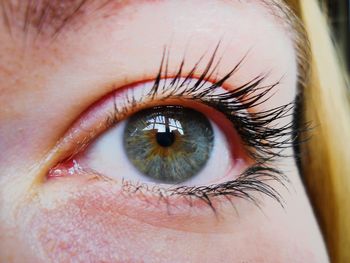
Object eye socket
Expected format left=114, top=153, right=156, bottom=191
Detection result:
left=46, top=57, right=294, bottom=210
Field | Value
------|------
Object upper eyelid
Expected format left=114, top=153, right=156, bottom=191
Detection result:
left=0, top=0, right=306, bottom=123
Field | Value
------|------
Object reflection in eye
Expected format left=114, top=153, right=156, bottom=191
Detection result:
left=48, top=49, right=296, bottom=210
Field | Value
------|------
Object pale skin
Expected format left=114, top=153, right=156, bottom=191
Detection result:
left=0, top=0, right=329, bottom=262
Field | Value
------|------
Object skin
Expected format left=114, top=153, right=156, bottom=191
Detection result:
left=0, top=0, right=329, bottom=262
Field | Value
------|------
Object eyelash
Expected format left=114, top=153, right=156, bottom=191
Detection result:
left=54, top=45, right=299, bottom=212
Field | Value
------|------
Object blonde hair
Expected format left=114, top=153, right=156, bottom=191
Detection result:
left=288, top=0, right=350, bottom=262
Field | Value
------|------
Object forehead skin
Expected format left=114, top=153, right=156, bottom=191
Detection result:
left=1, top=0, right=297, bottom=36
left=0, top=0, right=327, bottom=262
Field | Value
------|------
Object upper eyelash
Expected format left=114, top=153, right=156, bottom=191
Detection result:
left=112, top=44, right=297, bottom=163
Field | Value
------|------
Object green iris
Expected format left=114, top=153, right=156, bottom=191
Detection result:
left=123, top=106, right=214, bottom=183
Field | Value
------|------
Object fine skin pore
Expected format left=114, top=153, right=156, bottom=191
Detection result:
left=0, top=0, right=329, bottom=262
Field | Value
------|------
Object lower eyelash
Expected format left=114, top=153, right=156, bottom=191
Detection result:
left=118, top=164, right=287, bottom=214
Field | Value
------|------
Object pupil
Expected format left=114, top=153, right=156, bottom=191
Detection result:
left=156, top=131, right=175, bottom=147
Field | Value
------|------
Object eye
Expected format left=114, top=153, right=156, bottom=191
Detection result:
left=47, top=53, right=294, bottom=211
left=49, top=78, right=247, bottom=186
left=74, top=103, right=245, bottom=186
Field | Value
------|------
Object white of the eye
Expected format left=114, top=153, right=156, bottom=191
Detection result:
left=79, top=116, right=235, bottom=186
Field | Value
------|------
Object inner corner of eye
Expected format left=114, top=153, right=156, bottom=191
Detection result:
left=47, top=78, right=248, bottom=185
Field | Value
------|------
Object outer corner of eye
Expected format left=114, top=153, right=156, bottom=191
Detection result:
left=46, top=77, right=250, bottom=189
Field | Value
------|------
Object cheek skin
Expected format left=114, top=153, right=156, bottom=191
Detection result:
left=0, top=0, right=329, bottom=262
left=14, top=170, right=325, bottom=263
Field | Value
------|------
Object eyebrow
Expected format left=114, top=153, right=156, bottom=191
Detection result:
left=1, top=0, right=299, bottom=37
left=0, top=0, right=309, bottom=84
left=0, top=0, right=124, bottom=38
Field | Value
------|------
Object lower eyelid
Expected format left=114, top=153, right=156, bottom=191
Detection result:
left=47, top=151, right=285, bottom=220
left=43, top=159, right=286, bottom=229
left=39, top=171, right=244, bottom=233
